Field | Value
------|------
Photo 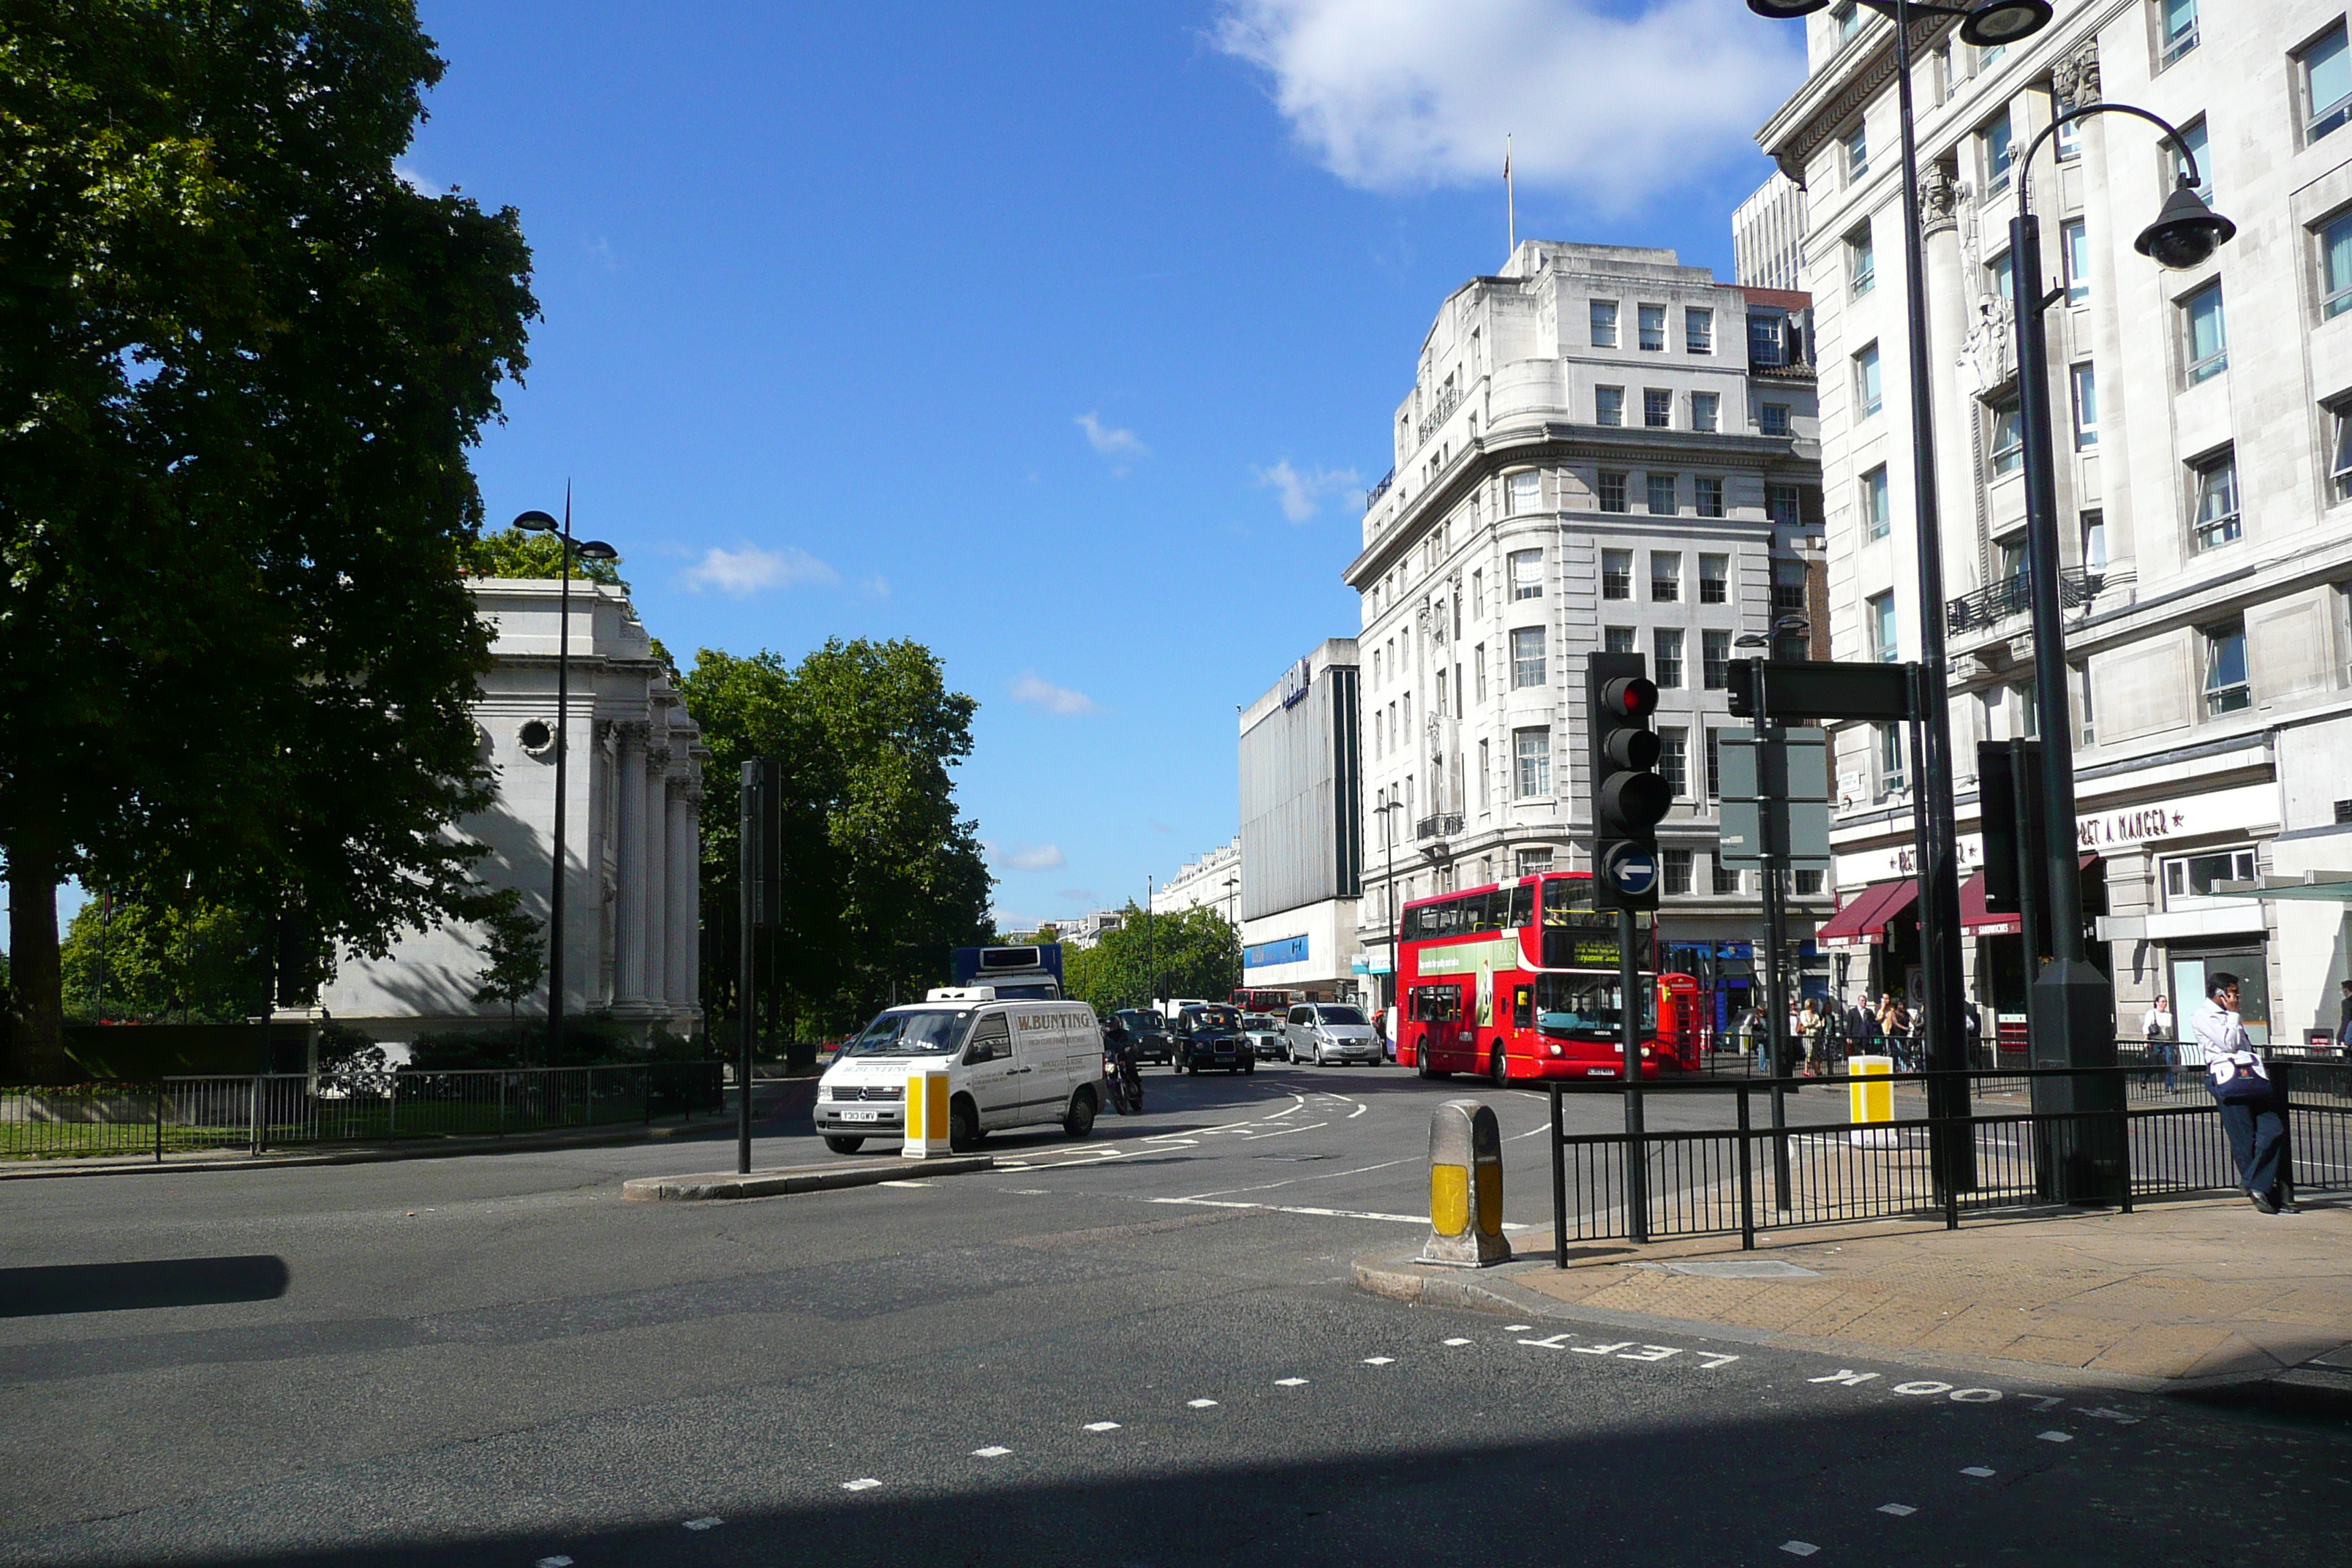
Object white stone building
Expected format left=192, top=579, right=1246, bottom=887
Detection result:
left=1343, top=240, right=1833, bottom=1026
left=1757, top=0, right=2352, bottom=1044
left=1152, top=838, right=1243, bottom=922
left=323, top=578, right=706, bottom=1042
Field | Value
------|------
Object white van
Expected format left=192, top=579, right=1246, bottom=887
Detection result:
left=1284, top=1002, right=1382, bottom=1066
left=815, top=990, right=1106, bottom=1154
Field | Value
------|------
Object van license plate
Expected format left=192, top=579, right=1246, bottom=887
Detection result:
left=839, top=1108, right=880, bottom=1122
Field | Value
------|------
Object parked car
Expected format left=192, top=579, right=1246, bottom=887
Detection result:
left=1284, top=1003, right=1383, bottom=1066
left=1115, top=1008, right=1175, bottom=1066
left=1175, top=1005, right=1253, bottom=1075
left=1242, top=1012, right=1287, bottom=1060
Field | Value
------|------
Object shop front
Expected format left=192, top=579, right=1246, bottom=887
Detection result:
left=1815, top=878, right=1921, bottom=1006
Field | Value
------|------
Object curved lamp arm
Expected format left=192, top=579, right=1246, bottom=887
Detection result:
left=2017, top=101, right=2201, bottom=219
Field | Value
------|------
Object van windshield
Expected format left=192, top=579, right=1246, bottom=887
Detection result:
left=1316, top=1006, right=1368, bottom=1026
left=841, top=1009, right=976, bottom=1056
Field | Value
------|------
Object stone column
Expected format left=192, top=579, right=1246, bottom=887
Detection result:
left=668, top=783, right=701, bottom=1009
left=641, top=741, right=671, bottom=1011
left=1918, top=162, right=1980, bottom=598
left=612, top=720, right=649, bottom=1005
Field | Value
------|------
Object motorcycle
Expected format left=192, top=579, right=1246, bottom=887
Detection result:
left=1103, top=1047, right=1145, bottom=1115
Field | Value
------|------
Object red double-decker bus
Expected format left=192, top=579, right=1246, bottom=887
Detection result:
left=1395, top=870, right=1701, bottom=1084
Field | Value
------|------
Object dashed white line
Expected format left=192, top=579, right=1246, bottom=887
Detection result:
left=1779, top=1542, right=1819, bottom=1558
left=1275, top=1377, right=1309, bottom=1387
left=1961, top=1466, right=1996, bottom=1477
left=1877, top=1503, right=1916, bottom=1517
left=1442, top=1337, right=1475, bottom=1346
left=536, top=1558, right=574, bottom=1567
left=1085, top=1421, right=1122, bottom=1432
left=2038, top=1431, right=2073, bottom=1444
left=1187, top=1399, right=1218, bottom=1409
left=840, top=1478, right=881, bottom=1492
left=683, top=1517, right=724, bottom=1531
left=973, top=1445, right=1011, bottom=1458
left=1504, top=1324, right=1534, bottom=1332
left=1362, top=1357, right=1395, bottom=1365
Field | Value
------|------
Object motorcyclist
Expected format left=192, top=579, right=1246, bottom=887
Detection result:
left=1101, top=1019, right=1144, bottom=1114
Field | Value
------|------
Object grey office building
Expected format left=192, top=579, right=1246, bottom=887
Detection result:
left=1237, top=639, right=1365, bottom=1005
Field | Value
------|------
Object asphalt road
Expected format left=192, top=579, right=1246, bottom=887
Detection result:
left=3, top=1059, right=2345, bottom=1567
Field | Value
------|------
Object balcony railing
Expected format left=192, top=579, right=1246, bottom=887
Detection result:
left=1415, top=813, right=1463, bottom=841
left=1945, top=568, right=2102, bottom=634
left=1364, top=468, right=1394, bottom=511
left=1415, top=383, right=1463, bottom=448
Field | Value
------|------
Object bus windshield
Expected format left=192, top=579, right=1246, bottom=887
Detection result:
left=842, top=1008, right=976, bottom=1056
left=1534, top=975, right=1656, bottom=1037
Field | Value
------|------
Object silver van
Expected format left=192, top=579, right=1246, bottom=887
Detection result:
left=1284, top=1003, right=1382, bottom=1066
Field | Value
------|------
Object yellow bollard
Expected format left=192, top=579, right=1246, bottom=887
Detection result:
left=1420, top=1098, right=1512, bottom=1267
left=1847, top=1054, right=1896, bottom=1148
left=902, top=1066, right=951, bottom=1158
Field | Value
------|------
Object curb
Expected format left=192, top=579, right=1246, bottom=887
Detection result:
left=1349, top=1251, right=2336, bottom=1402
left=622, top=1154, right=995, bottom=1201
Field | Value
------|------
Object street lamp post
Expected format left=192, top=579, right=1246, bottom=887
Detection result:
left=1373, top=799, right=1404, bottom=1028
left=510, top=504, right=619, bottom=1063
left=1748, top=0, right=2054, bottom=1195
left=2008, top=105, right=2232, bottom=1188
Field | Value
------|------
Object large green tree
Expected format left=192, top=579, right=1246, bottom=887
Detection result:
left=679, top=640, right=994, bottom=1049
left=0, top=2, right=536, bottom=1077
left=1063, top=903, right=1240, bottom=1013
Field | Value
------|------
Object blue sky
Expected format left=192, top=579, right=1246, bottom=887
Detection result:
left=36, top=1, right=1809, bottom=941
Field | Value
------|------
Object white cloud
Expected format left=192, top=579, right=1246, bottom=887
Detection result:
left=1254, top=459, right=1364, bottom=522
left=1011, top=671, right=1102, bottom=716
left=393, top=163, right=438, bottom=195
left=678, top=543, right=840, bottom=597
left=862, top=573, right=891, bottom=597
left=1213, top=1, right=1803, bottom=212
left=1076, top=412, right=1149, bottom=467
left=985, top=842, right=1068, bottom=872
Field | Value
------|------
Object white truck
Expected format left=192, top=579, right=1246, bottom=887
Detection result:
left=815, top=989, right=1104, bottom=1154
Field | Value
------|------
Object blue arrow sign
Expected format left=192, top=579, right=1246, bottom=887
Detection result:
left=1605, top=846, right=1659, bottom=897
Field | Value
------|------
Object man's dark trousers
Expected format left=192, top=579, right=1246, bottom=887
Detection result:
left=2220, top=1093, right=2288, bottom=1201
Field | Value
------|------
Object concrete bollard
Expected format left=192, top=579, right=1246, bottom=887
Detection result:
left=902, top=1067, right=952, bottom=1158
left=1420, top=1098, right=1512, bottom=1267
left=1847, top=1054, right=1896, bottom=1148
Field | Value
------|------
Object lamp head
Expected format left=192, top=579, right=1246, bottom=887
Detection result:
left=575, top=540, right=619, bottom=562
left=1959, top=0, right=2053, bottom=46
left=1734, top=632, right=1772, bottom=649
left=510, top=509, right=559, bottom=533
left=1774, top=615, right=1813, bottom=639
left=1744, top=0, right=1828, bottom=16
left=2134, top=180, right=2236, bottom=269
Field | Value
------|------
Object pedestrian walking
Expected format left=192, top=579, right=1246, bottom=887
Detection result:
left=2192, top=972, right=2295, bottom=1214
left=1798, top=998, right=1825, bottom=1074
left=2141, top=994, right=2176, bottom=1092
left=2335, top=979, right=2352, bottom=1057
left=1877, top=993, right=1913, bottom=1070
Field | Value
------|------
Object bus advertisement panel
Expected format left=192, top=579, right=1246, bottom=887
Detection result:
left=1395, top=871, right=1700, bottom=1083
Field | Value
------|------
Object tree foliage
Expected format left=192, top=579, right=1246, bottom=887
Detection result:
left=1063, top=904, right=1240, bottom=1013
left=679, top=640, right=994, bottom=1045
left=59, top=892, right=262, bottom=1024
left=469, top=890, right=545, bottom=1030
left=459, top=526, right=623, bottom=585
left=0, top=2, right=537, bottom=1076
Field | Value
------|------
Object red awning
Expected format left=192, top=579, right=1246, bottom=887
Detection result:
left=1959, top=871, right=2021, bottom=937
left=1817, top=878, right=1919, bottom=950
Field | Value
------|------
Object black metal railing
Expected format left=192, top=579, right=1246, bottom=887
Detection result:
left=1415, top=812, right=1463, bottom=840
left=1365, top=469, right=1395, bottom=510
left=1946, top=567, right=2102, bottom=633
left=1547, top=1059, right=2350, bottom=1261
left=1415, top=384, right=1462, bottom=447
left=1, top=1062, right=727, bottom=1163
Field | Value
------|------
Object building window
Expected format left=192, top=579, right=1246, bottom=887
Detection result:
left=1699, top=553, right=1729, bottom=604
left=1749, top=312, right=1787, bottom=366
left=1514, top=728, right=1551, bottom=798
left=1696, top=476, right=1725, bottom=519
left=1686, top=308, right=1714, bottom=355
left=1659, top=730, right=1688, bottom=799
left=1855, top=342, right=1882, bottom=417
left=2172, top=116, right=2211, bottom=203
left=1654, top=627, right=1685, bottom=688
left=1834, top=1, right=1861, bottom=43
left=1843, top=120, right=1869, bottom=183
left=1774, top=559, right=1808, bottom=616
left=1596, top=385, right=1624, bottom=426
left=1795, top=868, right=1825, bottom=896
left=1988, top=249, right=2015, bottom=302
left=1692, top=391, right=1720, bottom=433
left=2182, top=280, right=2227, bottom=385
left=1601, top=549, right=1631, bottom=600
left=1510, top=625, right=1546, bottom=688
left=1988, top=394, right=2023, bottom=476
left=1651, top=551, right=1681, bottom=603
left=1516, top=846, right=1553, bottom=875
left=1847, top=226, right=1875, bottom=295
left=1983, top=108, right=2013, bottom=195
left=1590, top=299, right=1619, bottom=347
left=1868, top=590, right=1898, bottom=663
left=1506, top=470, right=1540, bottom=514
left=2159, top=0, right=2199, bottom=69
left=2320, top=209, right=2352, bottom=320
left=2081, top=509, right=2107, bottom=569
left=1597, top=470, right=1628, bottom=513
left=1876, top=721, right=1908, bottom=799
left=2063, top=218, right=2090, bottom=304
left=2202, top=621, right=2250, bottom=715
left=2328, top=399, right=2352, bottom=505
left=2070, top=363, right=2098, bottom=450
left=1768, top=482, right=1803, bottom=527
left=1471, top=568, right=1483, bottom=617
left=1662, top=847, right=1694, bottom=896
left=1703, top=629, right=1731, bottom=690
left=1477, top=739, right=1490, bottom=810
left=1605, top=625, right=1636, bottom=654
left=2056, top=98, right=2082, bottom=163
left=1862, top=464, right=1891, bottom=539
left=1760, top=402, right=1790, bottom=437
left=1713, top=859, right=1743, bottom=896
left=2300, top=20, right=2351, bottom=143
left=2163, top=846, right=2256, bottom=902
left=1506, top=549, right=1542, bottom=604
left=1644, top=388, right=1673, bottom=428
left=1472, top=644, right=1487, bottom=704
left=1705, top=728, right=1722, bottom=799
left=1638, top=304, right=1666, bottom=352
left=1647, top=473, right=1677, bottom=516
left=2190, top=447, right=2240, bottom=549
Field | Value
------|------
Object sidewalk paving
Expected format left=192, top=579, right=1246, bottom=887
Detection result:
left=1360, top=1194, right=2352, bottom=1392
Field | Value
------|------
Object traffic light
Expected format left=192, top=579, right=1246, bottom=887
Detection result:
left=1587, top=651, right=1669, bottom=912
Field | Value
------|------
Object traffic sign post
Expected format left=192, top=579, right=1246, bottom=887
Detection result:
left=738, top=758, right=783, bottom=1175
left=1588, top=652, right=1669, bottom=1242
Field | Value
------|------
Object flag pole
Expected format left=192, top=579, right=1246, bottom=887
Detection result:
left=1504, top=133, right=1515, bottom=257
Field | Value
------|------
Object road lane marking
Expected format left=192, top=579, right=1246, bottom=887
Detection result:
left=1877, top=1504, right=1916, bottom=1517
left=683, top=1518, right=723, bottom=1531
left=1085, top=1421, right=1122, bottom=1432
left=1275, top=1377, right=1308, bottom=1387
left=1961, top=1467, right=1996, bottom=1477
left=1442, top=1337, right=1474, bottom=1346
left=1504, top=1324, right=1533, bottom=1331
left=537, top=1558, right=574, bottom=1567
left=973, top=1446, right=1011, bottom=1458
left=841, top=1478, right=881, bottom=1491
left=1147, top=1195, right=1530, bottom=1228
left=1362, top=1357, right=1395, bottom=1365
left=1187, top=1399, right=1218, bottom=1408
left=2037, top=1431, right=2073, bottom=1444
left=1779, top=1542, right=1819, bottom=1558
